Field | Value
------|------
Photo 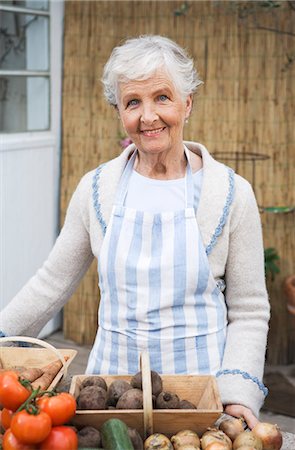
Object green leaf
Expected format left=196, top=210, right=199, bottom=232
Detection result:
left=264, top=247, right=280, bottom=280
left=263, top=206, right=295, bottom=214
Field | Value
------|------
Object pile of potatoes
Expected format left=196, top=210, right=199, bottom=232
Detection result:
left=76, top=370, right=196, bottom=411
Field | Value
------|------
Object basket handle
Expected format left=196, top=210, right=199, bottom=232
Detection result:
left=0, top=336, right=68, bottom=378
left=140, top=350, right=153, bottom=439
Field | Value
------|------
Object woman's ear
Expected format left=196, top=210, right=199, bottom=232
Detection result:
left=185, top=94, right=193, bottom=118
left=114, top=104, right=121, bottom=120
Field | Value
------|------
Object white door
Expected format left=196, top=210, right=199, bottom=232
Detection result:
left=0, top=0, right=64, bottom=337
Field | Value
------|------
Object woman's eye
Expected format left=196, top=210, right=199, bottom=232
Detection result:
left=127, top=99, right=139, bottom=107
left=158, top=94, right=168, bottom=102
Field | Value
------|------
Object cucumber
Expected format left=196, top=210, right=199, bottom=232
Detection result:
left=101, top=418, right=134, bottom=450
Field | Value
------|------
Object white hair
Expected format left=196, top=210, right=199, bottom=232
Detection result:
left=102, top=35, right=203, bottom=106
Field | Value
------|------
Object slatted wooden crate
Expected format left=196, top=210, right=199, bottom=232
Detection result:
left=69, top=352, right=223, bottom=438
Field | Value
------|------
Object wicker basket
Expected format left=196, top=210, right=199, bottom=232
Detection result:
left=0, top=336, right=77, bottom=390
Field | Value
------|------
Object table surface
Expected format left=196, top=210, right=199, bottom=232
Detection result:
left=281, top=431, right=295, bottom=450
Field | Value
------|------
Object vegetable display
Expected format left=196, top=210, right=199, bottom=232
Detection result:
left=0, top=369, right=77, bottom=450
left=0, top=364, right=284, bottom=450
left=77, top=371, right=197, bottom=411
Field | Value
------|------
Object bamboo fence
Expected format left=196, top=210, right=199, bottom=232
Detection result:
left=61, top=1, right=295, bottom=364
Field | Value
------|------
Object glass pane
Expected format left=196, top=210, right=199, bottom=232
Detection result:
left=0, top=0, right=49, bottom=11
left=0, top=76, right=49, bottom=132
left=0, top=10, right=49, bottom=71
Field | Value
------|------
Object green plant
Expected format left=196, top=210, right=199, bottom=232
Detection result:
left=264, top=247, right=280, bottom=281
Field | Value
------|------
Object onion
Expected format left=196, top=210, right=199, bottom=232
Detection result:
left=205, top=442, right=231, bottom=450
left=252, top=422, right=283, bottom=450
left=233, top=431, right=262, bottom=450
left=175, top=446, right=200, bottom=450
left=201, top=428, right=232, bottom=450
left=219, top=418, right=245, bottom=441
left=144, top=433, right=173, bottom=450
left=234, top=447, right=257, bottom=450
left=171, top=430, right=200, bottom=449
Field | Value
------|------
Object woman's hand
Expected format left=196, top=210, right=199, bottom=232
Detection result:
left=224, top=404, right=259, bottom=429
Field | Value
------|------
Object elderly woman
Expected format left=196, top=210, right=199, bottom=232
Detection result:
left=0, top=35, right=270, bottom=427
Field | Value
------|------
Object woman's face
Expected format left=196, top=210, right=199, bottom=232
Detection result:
left=117, top=70, right=192, bottom=157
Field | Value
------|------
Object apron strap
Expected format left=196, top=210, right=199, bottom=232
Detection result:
left=115, top=150, right=137, bottom=206
left=184, top=146, right=194, bottom=209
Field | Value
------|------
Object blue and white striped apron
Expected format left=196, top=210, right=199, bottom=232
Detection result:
left=86, top=149, right=228, bottom=375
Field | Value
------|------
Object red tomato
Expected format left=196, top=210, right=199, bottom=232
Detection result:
left=0, top=372, right=30, bottom=411
left=1, top=408, right=14, bottom=430
left=10, top=410, right=51, bottom=444
left=39, top=426, right=78, bottom=450
left=2, top=429, right=37, bottom=450
left=37, top=392, right=76, bottom=426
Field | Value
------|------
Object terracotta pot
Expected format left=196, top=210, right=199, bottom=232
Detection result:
left=283, top=275, right=295, bottom=315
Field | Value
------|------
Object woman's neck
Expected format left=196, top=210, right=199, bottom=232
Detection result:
left=134, top=148, right=202, bottom=180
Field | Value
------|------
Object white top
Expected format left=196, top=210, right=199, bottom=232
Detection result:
left=125, top=169, right=203, bottom=212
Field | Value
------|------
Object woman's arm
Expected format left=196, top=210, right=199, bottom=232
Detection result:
left=216, top=183, right=270, bottom=419
left=0, top=174, right=94, bottom=337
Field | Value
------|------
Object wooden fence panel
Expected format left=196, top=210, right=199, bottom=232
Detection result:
left=61, top=1, right=295, bottom=363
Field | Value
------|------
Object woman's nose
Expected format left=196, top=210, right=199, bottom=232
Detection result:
left=140, top=103, right=158, bottom=125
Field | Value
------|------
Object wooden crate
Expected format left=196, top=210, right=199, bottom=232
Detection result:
left=70, top=373, right=223, bottom=437
left=153, top=375, right=223, bottom=437
left=70, top=374, right=145, bottom=436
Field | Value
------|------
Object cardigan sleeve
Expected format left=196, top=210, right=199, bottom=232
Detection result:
left=216, top=182, right=270, bottom=418
left=0, top=174, right=94, bottom=337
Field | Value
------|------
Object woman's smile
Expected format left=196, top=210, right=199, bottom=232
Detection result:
left=140, top=126, right=166, bottom=137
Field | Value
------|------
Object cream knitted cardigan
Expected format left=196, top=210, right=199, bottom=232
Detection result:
left=0, top=142, right=270, bottom=416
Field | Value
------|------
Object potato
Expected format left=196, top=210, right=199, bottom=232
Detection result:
left=107, top=379, right=132, bottom=407
left=77, top=385, right=107, bottom=410
left=128, top=427, right=144, bottom=450
left=179, top=400, right=197, bottom=409
left=80, top=376, right=107, bottom=391
left=156, top=391, right=180, bottom=409
left=131, top=370, right=163, bottom=397
left=77, top=426, right=102, bottom=448
left=116, top=388, right=143, bottom=409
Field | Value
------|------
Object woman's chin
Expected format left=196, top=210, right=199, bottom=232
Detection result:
left=135, top=137, right=181, bottom=156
